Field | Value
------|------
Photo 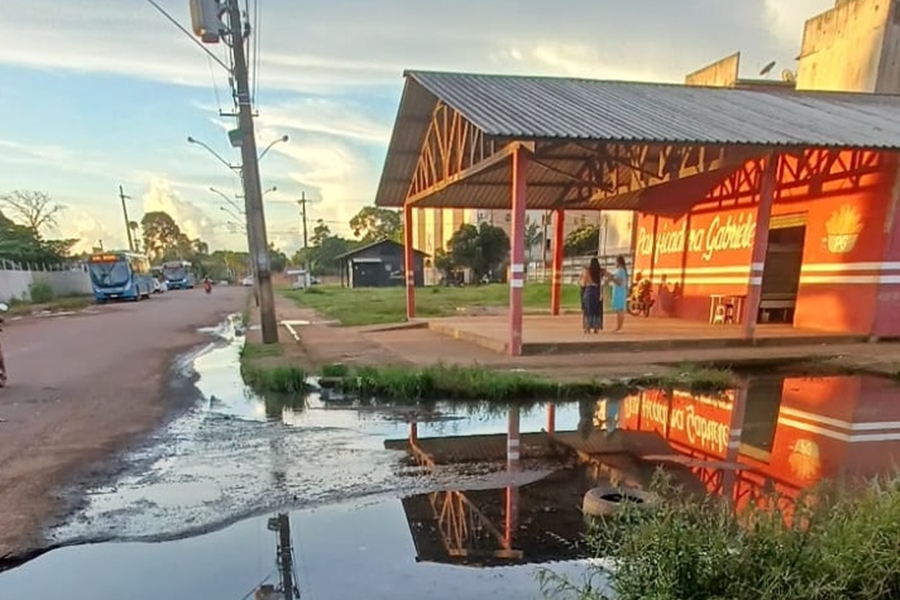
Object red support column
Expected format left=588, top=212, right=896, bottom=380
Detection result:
left=403, top=203, right=416, bottom=320
left=743, top=155, right=778, bottom=339
left=509, top=147, right=528, bottom=355
left=550, top=209, right=565, bottom=315
left=546, top=403, right=556, bottom=434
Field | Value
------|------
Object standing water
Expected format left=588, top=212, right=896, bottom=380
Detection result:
left=1, top=318, right=900, bottom=598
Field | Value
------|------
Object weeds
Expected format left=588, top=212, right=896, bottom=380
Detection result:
left=241, top=363, right=308, bottom=394
left=28, top=282, right=54, bottom=303
left=325, top=364, right=733, bottom=402
left=240, top=342, right=283, bottom=360
left=320, top=363, right=350, bottom=377
left=539, top=473, right=900, bottom=600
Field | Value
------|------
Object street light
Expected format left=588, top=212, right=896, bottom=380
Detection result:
left=187, top=136, right=240, bottom=172
left=258, top=135, right=289, bottom=161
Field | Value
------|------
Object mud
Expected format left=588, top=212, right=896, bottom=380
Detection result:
left=0, top=287, right=245, bottom=560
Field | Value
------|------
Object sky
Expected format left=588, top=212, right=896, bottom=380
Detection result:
left=0, top=0, right=835, bottom=255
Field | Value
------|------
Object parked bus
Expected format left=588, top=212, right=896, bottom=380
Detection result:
left=88, top=251, right=155, bottom=302
left=161, top=260, right=195, bottom=290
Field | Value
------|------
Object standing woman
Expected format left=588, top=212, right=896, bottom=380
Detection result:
left=579, top=258, right=603, bottom=333
left=611, top=255, right=629, bottom=332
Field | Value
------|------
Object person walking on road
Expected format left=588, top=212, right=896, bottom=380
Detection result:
left=610, top=255, right=628, bottom=333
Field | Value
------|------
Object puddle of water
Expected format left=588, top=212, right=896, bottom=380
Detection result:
left=0, top=498, right=606, bottom=599
left=4, top=315, right=900, bottom=598
left=46, top=321, right=590, bottom=545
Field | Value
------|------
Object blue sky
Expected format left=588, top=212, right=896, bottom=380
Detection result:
left=0, top=0, right=833, bottom=253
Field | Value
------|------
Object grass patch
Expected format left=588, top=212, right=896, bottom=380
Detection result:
left=282, top=283, right=586, bottom=326
left=540, top=473, right=900, bottom=600
left=239, top=341, right=307, bottom=394
left=320, top=363, right=350, bottom=377
left=6, top=294, right=94, bottom=316
left=241, top=363, right=308, bottom=394
left=240, top=342, right=283, bottom=360
left=321, top=363, right=734, bottom=402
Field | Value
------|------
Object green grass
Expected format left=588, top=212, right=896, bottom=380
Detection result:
left=539, top=473, right=900, bottom=600
left=239, top=342, right=307, bottom=394
left=6, top=294, right=94, bottom=316
left=239, top=342, right=283, bottom=360
left=241, top=363, right=308, bottom=394
left=320, top=363, right=734, bottom=402
left=282, top=283, right=589, bottom=326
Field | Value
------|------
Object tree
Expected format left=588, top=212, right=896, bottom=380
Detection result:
left=349, top=206, right=402, bottom=244
left=565, top=224, right=600, bottom=257
left=141, top=211, right=182, bottom=260
left=268, top=244, right=287, bottom=273
left=0, top=190, right=65, bottom=233
left=0, top=211, right=75, bottom=264
left=525, top=218, right=542, bottom=263
left=447, top=222, right=509, bottom=282
left=310, top=219, right=331, bottom=247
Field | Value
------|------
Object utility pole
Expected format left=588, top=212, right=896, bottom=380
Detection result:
left=297, top=192, right=310, bottom=248
left=226, top=0, right=278, bottom=344
left=119, top=185, right=134, bottom=252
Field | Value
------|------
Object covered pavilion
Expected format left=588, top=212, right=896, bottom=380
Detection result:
left=374, top=70, right=900, bottom=355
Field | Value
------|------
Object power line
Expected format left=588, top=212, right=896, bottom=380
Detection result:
left=141, top=0, right=231, bottom=73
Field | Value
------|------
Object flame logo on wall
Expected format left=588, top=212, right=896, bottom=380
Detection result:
left=823, top=205, right=863, bottom=254
left=788, top=439, right=821, bottom=481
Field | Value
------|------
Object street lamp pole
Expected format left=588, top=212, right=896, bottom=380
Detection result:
left=119, top=185, right=135, bottom=252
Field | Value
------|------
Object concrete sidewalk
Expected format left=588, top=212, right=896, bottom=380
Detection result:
left=256, top=293, right=900, bottom=380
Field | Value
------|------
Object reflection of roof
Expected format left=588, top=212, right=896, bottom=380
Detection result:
left=334, top=238, right=429, bottom=261
left=401, top=469, right=590, bottom=568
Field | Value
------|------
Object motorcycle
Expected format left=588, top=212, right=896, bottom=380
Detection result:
left=0, top=302, right=8, bottom=388
left=626, top=277, right=655, bottom=318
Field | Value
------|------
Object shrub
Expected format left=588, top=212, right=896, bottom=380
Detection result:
left=539, top=473, right=900, bottom=600
left=28, top=282, right=54, bottom=304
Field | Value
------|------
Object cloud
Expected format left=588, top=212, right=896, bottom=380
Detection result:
left=0, top=0, right=829, bottom=256
left=763, top=0, right=836, bottom=48
left=140, top=178, right=227, bottom=247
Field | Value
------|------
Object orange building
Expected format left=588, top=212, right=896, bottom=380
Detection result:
left=619, top=374, right=900, bottom=508
left=632, top=150, right=900, bottom=336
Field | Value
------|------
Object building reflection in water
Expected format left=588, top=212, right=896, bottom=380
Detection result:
left=390, top=374, right=900, bottom=566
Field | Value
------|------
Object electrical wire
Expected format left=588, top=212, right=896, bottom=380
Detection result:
left=252, top=0, right=262, bottom=106
left=141, top=0, right=231, bottom=73
left=207, top=54, right=224, bottom=114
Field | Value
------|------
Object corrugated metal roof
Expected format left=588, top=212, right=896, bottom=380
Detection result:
left=375, top=69, right=900, bottom=210
left=407, top=70, right=900, bottom=147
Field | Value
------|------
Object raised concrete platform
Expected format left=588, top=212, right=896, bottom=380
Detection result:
left=427, top=314, right=866, bottom=355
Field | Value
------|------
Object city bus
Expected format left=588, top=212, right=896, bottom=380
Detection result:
left=87, top=251, right=155, bottom=302
left=161, top=260, right=195, bottom=290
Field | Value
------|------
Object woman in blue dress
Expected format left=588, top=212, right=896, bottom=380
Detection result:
left=610, top=255, right=628, bottom=333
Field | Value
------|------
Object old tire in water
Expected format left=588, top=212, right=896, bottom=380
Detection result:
left=582, top=486, right=659, bottom=517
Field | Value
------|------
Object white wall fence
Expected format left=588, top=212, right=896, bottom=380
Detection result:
left=526, top=252, right=635, bottom=285
left=0, top=261, right=93, bottom=302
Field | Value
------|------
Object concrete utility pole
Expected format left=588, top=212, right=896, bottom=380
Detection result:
left=226, top=0, right=278, bottom=343
left=297, top=192, right=310, bottom=248
left=119, top=185, right=135, bottom=252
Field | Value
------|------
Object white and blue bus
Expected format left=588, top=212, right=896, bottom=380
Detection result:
left=161, top=260, right=195, bottom=290
left=88, top=251, right=155, bottom=302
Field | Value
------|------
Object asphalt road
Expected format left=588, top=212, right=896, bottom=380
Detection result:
left=0, top=286, right=246, bottom=561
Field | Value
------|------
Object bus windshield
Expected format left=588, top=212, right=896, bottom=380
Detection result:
left=89, top=259, right=130, bottom=287
left=162, top=265, right=187, bottom=282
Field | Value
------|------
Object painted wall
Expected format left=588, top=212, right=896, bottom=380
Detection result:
left=633, top=151, right=898, bottom=334
left=796, top=0, right=900, bottom=93
left=0, top=267, right=93, bottom=302
left=684, top=52, right=740, bottom=87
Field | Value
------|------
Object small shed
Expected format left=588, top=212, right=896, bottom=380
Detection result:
left=337, top=239, right=427, bottom=288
